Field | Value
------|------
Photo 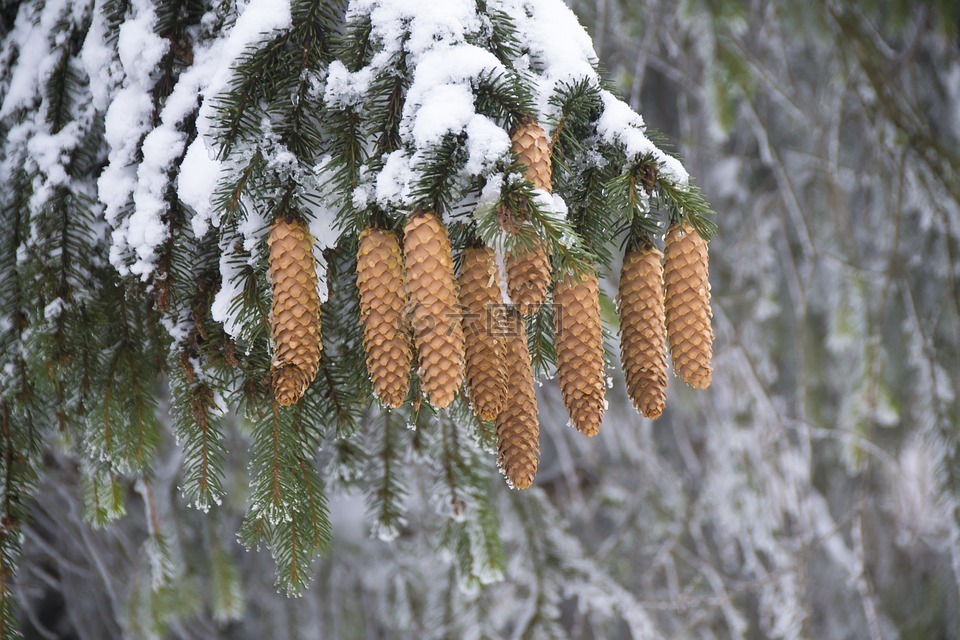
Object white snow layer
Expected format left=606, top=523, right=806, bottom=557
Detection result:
left=92, top=0, right=294, bottom=279
left=177, top=0, right=290, bottom=238
left=0, top=0, right=74, bottom=118
left=334, top=0, right=688, bottom=221
left=7, top=0, right=691, bottom=334
left=1, top=0, right=99, bottom=258
left=97, top=0, right=171, bottom=277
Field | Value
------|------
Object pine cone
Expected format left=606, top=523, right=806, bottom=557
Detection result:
left=496, top=310, right=540, bottom=489
left=357, top=227, right=412, bottom=409
left=512, top=118, right=553, bottom=193
left=403, top=212, right=465, bottom=409
left=618, top=246, right=668, bottom=418
left=505, top=118, right=553, bottom=316
left=268, top=218, right=322, bottom=406
left=554, top=271, right=606, bottom=436
left=459, top=247, right=507, bottom=421
left=664, top=223, right=713, bottom=389
left=506, top=241, right=550, bottom=316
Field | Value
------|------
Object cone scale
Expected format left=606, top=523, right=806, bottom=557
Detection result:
left=664, top=223, right=714, bottom=389
left=357, top=227, right=413, bottom=409
left=459, top=247, right=507, bottom=421
left=268, top=217, right=323, bottom=406
left=618, top=245, right=668, bottom=418
left=403, top=211, right=465, bottom=409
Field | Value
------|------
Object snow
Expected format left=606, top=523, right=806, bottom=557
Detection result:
left=211, top=240, right=243, bottom=338
left=495, top=0, right=598, bottom=113
left=329, top=10, right=518, bottom=213
left=25, top=125, right=78, bottom=189
left=410, top=83, right=476, bottom=147
left=43, top=297, right=65, bottom=320
left=176, top=0, right=294, bottom=237
left=597, top=91, right=688, bottom=183
left=323, top=61, right=372, bottom=110
left=95, top=0, right=171, bottom=276
left=87, top=0, right=290, bottom=279
left=465, top=115, right=512, bottom=175
left=179, top=138, right=223, bottom=236
left=493, top=249, right=513, bottom=305
left=80, top=0, right=123, bottom=111
left=328, top=0, right=692, bottom=231
left=116, top=3, right=169, bottom=83
left=0, top=0, right=66, bottom=118
left=349, top=0, right=482, bottom=64
left=375, top=151, right=415, bottom=208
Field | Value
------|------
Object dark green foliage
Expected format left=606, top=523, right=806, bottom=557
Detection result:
left=84, top=280, right=164, bottom=474
left=0, top=0, right=715, bottom=636
left=238, top=399, right=333, bottom=595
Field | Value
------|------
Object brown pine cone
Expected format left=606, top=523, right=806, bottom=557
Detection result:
left=506, top=240, right=550, bottom=316
left=496, top=310, right=540, bottom=489
left=512, top=117, right=553, bottom=193
left=618, top=246, right=668, bottom=418
left=459, top=247, right=507, bottom=421
left=554, top=270, right=606, bottom=436
left=268, top=217, right=323, bottom=406
left=664, top=223, right=713, bottom=389
left=357, top=227, right=412, bottom=409
left=403, top=211, right=465, bottom=409
left=505, top=118, right=553, bottom=316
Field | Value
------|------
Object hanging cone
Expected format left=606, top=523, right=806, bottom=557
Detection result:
left=506, top=118, right=553, bottom=316
left=554, top=270, right=606, bottom=436
left=512, top=117, right=553, bottom=192
left=357, top=227, right=412, bottom=409
left=505, top=239, right=550, bottom=316
left=268, top=217, right=323, bottom=406
left=618, top=245, right=668, bottom=418
left=664, top=222, right=713, bottom=389
left=459, top=247, right=507, bottom=421
left=403, top=211, right=465, bottom=409
left=495, top=310, right=540, bottom=489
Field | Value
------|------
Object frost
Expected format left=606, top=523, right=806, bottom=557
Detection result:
left=372, top=521, right=401, bottom=543
left=493, top=248, right=512, bottom=305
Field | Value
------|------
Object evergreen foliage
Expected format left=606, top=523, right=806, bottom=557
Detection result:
left=0, top=0, right=716, bottom=636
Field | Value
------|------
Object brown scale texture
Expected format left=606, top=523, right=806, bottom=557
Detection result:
left=664, top=223, right=714, bottom=389
left=618, top=246, right=668, bottom=418
left=268, top=218, right=322, bottom=406
left=357, top=228, right=412, bottom=409
left=403, top=212, right=465, bottom=409
left=512, top=118, right=553, bottom=193
left=554, top=271, right=606, bottom=436
left=495, top=311, right=539, bottom=489
left=506, top=241, right=550, bottom=316
left=506, top=118, right=552, bottom=316
left=459, top=247, right=507, bottom=421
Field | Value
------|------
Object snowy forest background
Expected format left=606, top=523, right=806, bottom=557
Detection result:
left=3, top=0, right=960, bottom=639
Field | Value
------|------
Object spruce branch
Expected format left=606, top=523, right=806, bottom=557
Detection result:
left=172, top=352, right=227, bottom=511
left=367, top=409, right=409, bottom=543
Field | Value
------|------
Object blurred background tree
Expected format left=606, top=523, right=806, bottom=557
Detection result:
left=9, top=0, right=960, bottom=638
